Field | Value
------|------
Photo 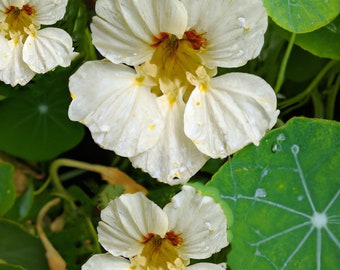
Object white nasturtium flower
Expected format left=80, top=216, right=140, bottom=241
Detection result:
left=82, top=186, right=228, bottom=270
left=68, top=0, right=279, bottom=184
left=0, top=0, right=76, bottom=86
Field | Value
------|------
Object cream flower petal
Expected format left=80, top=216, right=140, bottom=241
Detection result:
left=0, top=39, right=35, bottom=86
left=91, top=0, right=187, bottom=65
left=0, top=36, right=11, bottom=69
left=68, top=60, right=164, bottom=157
left=30, top=0, right=68, bottom=25
left=98, top=192, right=169, bottom=258
left=181, top=0, right=267, bottom=68
left=23, top=27, right=74, bottom=73
left=184, top=72, right=279, bottom=158
left=130, top=96, right=208, bottom=185
left=186, top=263, right=226, bottom=270
left=82, top=253, right=131, bottom=270
left=0, top=0, right=24, bottom=12
left=164, top=186, right=228, bottom=259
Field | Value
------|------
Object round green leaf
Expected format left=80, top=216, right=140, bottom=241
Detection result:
left=0, top=219, right=48, bottom=270
left=0, top=163, right=15, bottom=216
left=294, top=15, right=340, bottom=60
left=208, top=117, right=340, bottom=269
left=263, top=0, right=340, bottom=33
left=0, top=66, right=84, bottom=161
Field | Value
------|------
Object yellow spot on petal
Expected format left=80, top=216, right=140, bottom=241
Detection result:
left=70, top=93, right=76, bottom=99
left=149, top=124, right=155, bottom=130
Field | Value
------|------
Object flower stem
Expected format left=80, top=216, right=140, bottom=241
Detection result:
left=274, top=33, right=296, bottom=93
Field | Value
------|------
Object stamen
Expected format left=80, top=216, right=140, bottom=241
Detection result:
left=4, top=4, right=35, bottom=39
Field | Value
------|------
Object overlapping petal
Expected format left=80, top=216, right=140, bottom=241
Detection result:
left=0, top=39, right=35, bottom=86
left=98, top=192, right=169, bottom=258
left=187, top=263, right=226, bottom=270
left=184, top=72, right=279, bottom=158
left=30, top=0, right=68, bottom=25
left=69, top=60, right=164, bottom=157
left=164, top=186, right=228, bottom=259
left=23, top=27, right=75, bottom=73
left=91, top=0, right=187, bottom=65
left=181, top=0, right=267, bottom=68
left=130, top=96, right=208, bottom=185
left=0, top=36, right=11, bottom=69
left=82, top=253, right=131, bottom=270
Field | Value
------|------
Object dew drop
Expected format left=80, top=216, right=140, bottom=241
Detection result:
left=297, top=195, right=304, bottom=201
left=205, top=221, right=213, bottom=232
left=236, top=49, right=245, bottom=57
left=100, top=124, right=110, bottom=132
left=291, top=144, right=299, bottom=154
left=255, top=188, right=267, bottom=198
left=277, top=133, right=286, bottom=141
left=237, top=17, right=246, bottom=28
left=271, top=143, right=281, bottom=153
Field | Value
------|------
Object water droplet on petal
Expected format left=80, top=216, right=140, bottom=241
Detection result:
left=100, top=124, right=110, bottom=132
left=238, top=17, right=246, bottom=28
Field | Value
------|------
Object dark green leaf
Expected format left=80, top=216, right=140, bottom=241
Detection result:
left=0, top=219, right=48, bottom=270
left=0, top=66, right=84, bottom=161
left=0, top=163, right=15, bottom=216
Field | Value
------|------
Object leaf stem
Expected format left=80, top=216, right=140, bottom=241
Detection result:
left=279, top=60, right=338, bottom=109
left=325, top=74, right=340, bottom=119
left=274, top=33, right=296, bottom=93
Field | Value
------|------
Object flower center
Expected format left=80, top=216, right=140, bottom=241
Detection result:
left=131, top=231, right=187, bottom=269
left=145, top=30, right=212, bottom=103
left=3, top=4, right=35, bottom=39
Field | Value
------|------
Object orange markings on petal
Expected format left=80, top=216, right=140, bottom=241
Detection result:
left=151, top=32, right=170, bottom=48
left=183, top=29, right=207, bottom=50
left=165, top=231, right=183, bottom=246
left=23, top=4, right=34, bottom=15
left=141, top=233, right=155, bottom=244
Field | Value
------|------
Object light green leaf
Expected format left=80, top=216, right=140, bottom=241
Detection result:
left=0, top=219, right=48, bottom=270
left=263, top=0, right=340, bottom=33
left=208, top=117, right=340, bottom=269
left=0, top=163, right=15, bottom=216
left=294, top=15, right=340, bottom=60
left=0, top=65, right=84, bottom=161
left=5, top=182, right=34, bottom=221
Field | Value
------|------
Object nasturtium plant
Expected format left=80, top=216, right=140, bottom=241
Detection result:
left=0, top=1, right=339, bottom=270
left=0, top=163, right=15, bottom=216
left=207, top=117, right=340, bottom=269
left=263, top=0, right=340, bottom=33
